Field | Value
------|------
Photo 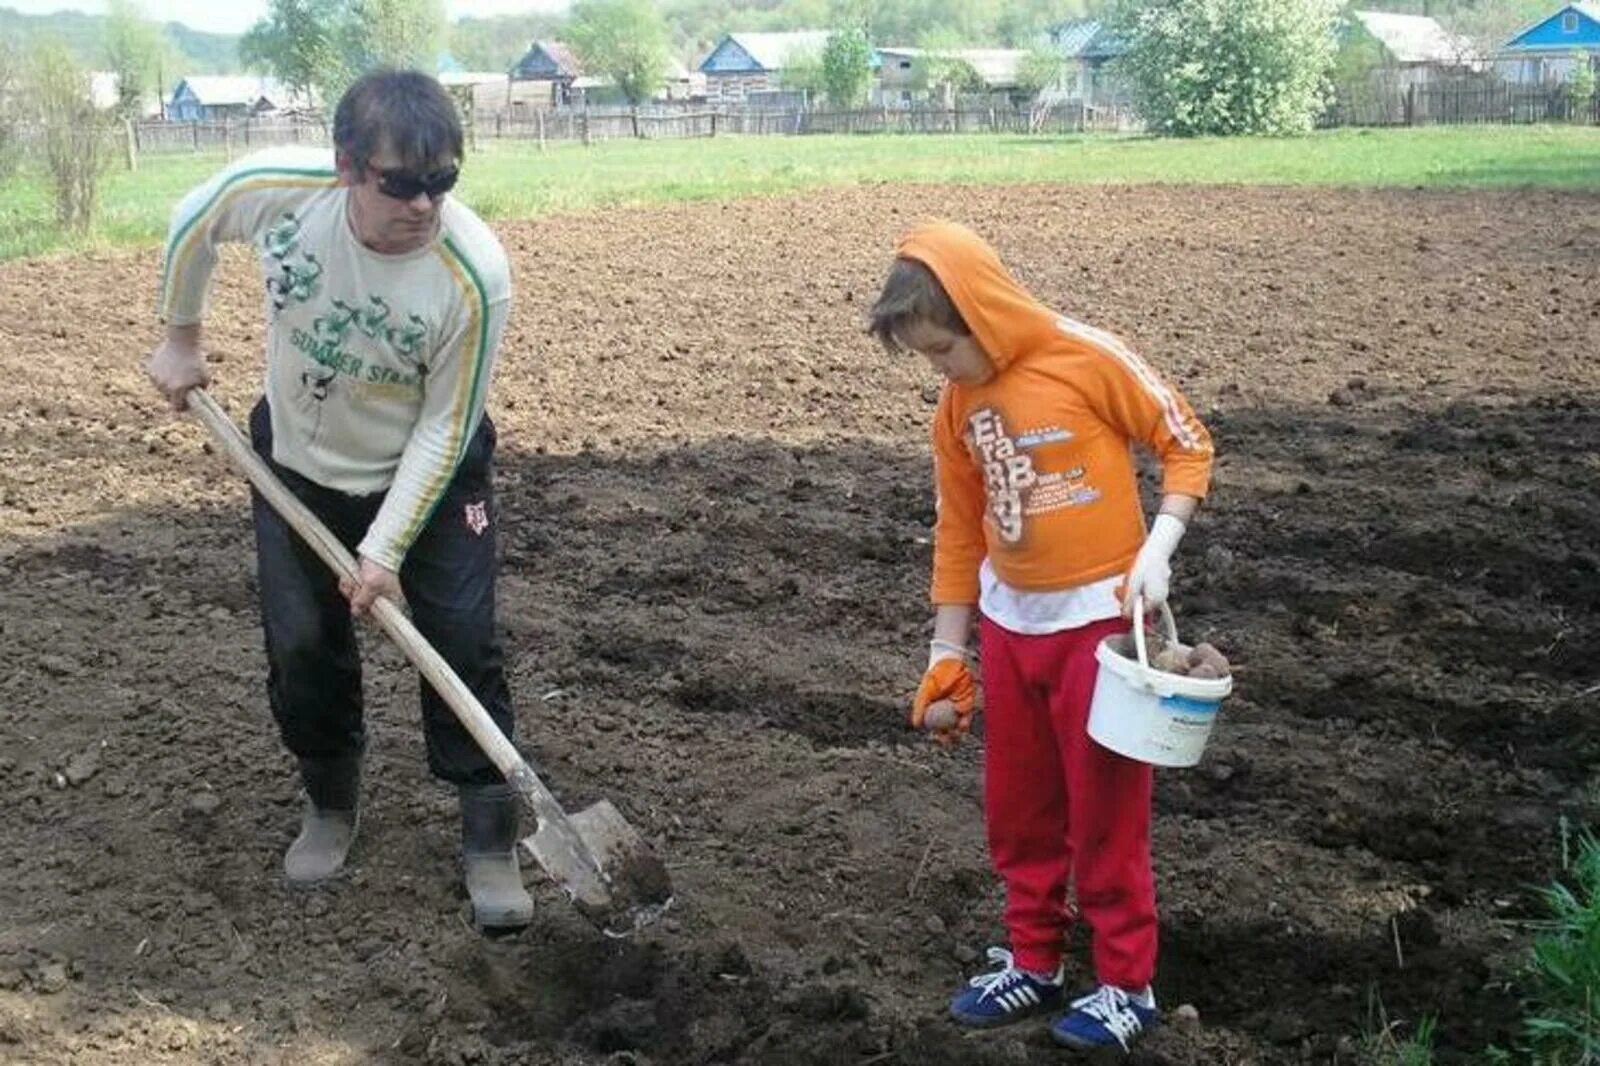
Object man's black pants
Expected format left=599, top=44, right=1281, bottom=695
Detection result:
left=249, top=399, right=512, bottom=785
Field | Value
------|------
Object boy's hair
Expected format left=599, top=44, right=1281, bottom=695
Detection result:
left=868, top=257, right=971, bottom=351
left=334, top=69, right=463, bottom=175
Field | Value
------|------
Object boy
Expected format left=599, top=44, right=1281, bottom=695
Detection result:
left=870, top=221, right=1213, bottom=1051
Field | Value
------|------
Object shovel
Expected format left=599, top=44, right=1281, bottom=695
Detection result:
left=187, top=388, right=672, bottom=935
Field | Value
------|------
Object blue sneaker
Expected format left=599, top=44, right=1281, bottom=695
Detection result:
left=1051, top=984, right=1159, bottom=1050
left=948, top=947, right=1065, bottom=1028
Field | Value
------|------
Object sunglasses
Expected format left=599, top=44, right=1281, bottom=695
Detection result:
left=369, top=164, right=459, bottom=202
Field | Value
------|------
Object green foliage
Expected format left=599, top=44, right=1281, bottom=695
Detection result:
left=779, top=46, right=827, bottom=96
left=821, top=25, right=873, bottom=107
left=1111, top=0, right=1341, bottom=136
left=102, top=0, right=165, bottom=117
left=163, top=23, right=242, bottom=73
left=0, top=8, right=237, bottom=75
left=1361, top=988, right=1438, bottom=1066
left=655, top=0, right=1088, bottom=62
left=23, top=41, right=112, bottom=232
left=908, top=30, right=984, bottom=100
left=241, top=0, right=444, bottom=112
left=239, top=0, right=347, bottom=104
left=1333, top=18, right=1388, bottom=87
left=1571, top=55, right=1596, bottom=121
left=0, top=40, right=19, bottom=181
left=1016, top=45, right=1067, bottom=95
left=450, top=15, right=565, bottom=73
left=1328, top=16, right=1394, bottom=123
left=1517, top=829, right=1600, bottom=1063
left=1437, top=0, right=1555, bottom=56
left=568, top=0, right=672, bottom=105
left=347, top=0, right=446, bottom=71
left=0, top=0, right=1566, bottom=84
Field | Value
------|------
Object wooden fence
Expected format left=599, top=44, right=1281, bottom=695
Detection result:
left=17, top=82, right=1592, bottom=167
left=1324, top=81, right=1600, bottom=128
left=101, top=100, right=1138, bottom=159
left=472, top=102, right=1138, bottom=144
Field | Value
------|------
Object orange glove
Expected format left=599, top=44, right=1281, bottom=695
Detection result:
left=911, top=657, right=978, bottom=744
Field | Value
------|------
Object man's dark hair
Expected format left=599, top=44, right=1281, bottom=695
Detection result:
left=333, top=69, right=463, bottom=175
left=868, top=257, right=971, bottom=351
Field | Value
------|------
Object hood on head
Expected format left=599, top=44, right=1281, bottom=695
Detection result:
left=894, top=220, right=1058, bottom=374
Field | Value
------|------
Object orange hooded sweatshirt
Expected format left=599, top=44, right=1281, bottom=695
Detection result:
left=898, top=221, right=1214, bottom=605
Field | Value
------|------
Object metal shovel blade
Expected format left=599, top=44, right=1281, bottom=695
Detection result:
left=521, top=799, right=673, bottom=936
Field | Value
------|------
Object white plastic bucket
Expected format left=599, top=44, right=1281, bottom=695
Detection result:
left=1087, top=600, right=1232, bottom=768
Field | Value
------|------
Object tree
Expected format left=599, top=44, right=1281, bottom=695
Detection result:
left=102, top=0, right=164, bottom=117
left=1016, top=45, right=1067, bottom=96
left=1571, top=53, right=1596, bottom=122
left=911, top=30, right=985, bottom=105
left=1438, top=0, right=1550, bottom=58
left=24, top=42, right=111, bottom=231
left=821, top=26, right=873, bottom=107
left=1111, top=0, right=1341, bottom=136
left=450, top=14, right=563, bottom=72
left=347, top=0, right=446, bottom=71
left=779, top=46, right=827, bottom=98
left=240, top=0, right=347, bottom=107
left=567, top=0, right=671, bottom=106
left=995, top=0, right=1085, bottom=48
left=1327, top=18, right=1394, bottom=125
left=241, top=0, right=443, bottom=112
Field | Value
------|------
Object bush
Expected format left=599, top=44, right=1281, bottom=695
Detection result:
left=1518, top=827, right=1600, bottom=1062
left=25, top=43, right=112, bottom=232
left=822, top=27, right=873, bottom=108
left=1570, top=55, right=1596, bottom=123
left=0, top=41, right=19, bottom=182
left=1111, top=0, right=1342, bottom=136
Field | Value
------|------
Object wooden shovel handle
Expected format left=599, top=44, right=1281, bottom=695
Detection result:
left=187, top=389, right=611, bottom=908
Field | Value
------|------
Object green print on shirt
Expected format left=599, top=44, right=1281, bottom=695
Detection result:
left=290, top=327, right=363, bottom=378
left=295, top=293, right=430, bottom=398
left=263, top=213, right=324, bottom=311
left=366, top=364, right=422, bottom=389
left=388, top=314, right=428, bottom=362
left=263, top=213, right=300, bottom=259
left=269, top=252, right=322, bottom=310
left=313, top=298, right=366, bottom=346
left=315, top=297, right=427, bottom=360
left=355, top=296, right=391, bottom=340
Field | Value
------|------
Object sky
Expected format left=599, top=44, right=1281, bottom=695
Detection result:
left=2, top=0, right=568, bottom=34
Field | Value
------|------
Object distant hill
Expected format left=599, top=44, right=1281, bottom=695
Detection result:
left=0, top=6, right=242, bottom=74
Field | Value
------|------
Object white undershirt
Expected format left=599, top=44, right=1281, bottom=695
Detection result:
left=978, top=558, right=1123, bottom=635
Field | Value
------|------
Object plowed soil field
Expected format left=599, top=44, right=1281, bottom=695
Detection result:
left=3, top=182, right=1598, bottom=1065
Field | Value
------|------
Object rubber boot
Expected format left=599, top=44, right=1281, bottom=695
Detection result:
left=283, top=754, right=360, bottom=885
left=460, top=782, right=534, bottom=933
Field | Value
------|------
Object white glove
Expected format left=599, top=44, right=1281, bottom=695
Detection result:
left=927, top=638, right=974, bottom=668
left=1123, top=513, right=1186, bottom=618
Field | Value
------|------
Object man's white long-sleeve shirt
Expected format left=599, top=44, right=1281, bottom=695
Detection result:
left=160, top=147, right=512, bottom=571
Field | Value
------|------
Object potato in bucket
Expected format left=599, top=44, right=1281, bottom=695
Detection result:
left=1088, top=600, right=1233, bottom=767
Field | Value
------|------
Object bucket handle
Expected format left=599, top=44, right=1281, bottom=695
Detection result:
left=1131, top=598, right=1180, bottom=669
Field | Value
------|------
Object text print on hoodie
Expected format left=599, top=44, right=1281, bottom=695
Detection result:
left=897, top=221, right=1215, bottom=605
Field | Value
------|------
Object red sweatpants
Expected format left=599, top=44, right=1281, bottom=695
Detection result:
left=979, top=613, right=1156, bottom=989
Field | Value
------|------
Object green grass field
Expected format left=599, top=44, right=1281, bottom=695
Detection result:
left=2, top=124, right=1598, bottom=261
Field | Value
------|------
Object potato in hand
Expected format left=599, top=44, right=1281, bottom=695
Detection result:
left=922, top=699, right=960, bottom=732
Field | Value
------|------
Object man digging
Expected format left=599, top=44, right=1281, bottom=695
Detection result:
left=145, top=69, right=532, bottom=933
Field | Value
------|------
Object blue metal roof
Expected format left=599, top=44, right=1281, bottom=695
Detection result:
left=1503, top=2, right=1600, bottom=51
left=1050, top=19, right=1102, bottom=57
left=1046, top=19, right=1127, bottom=60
